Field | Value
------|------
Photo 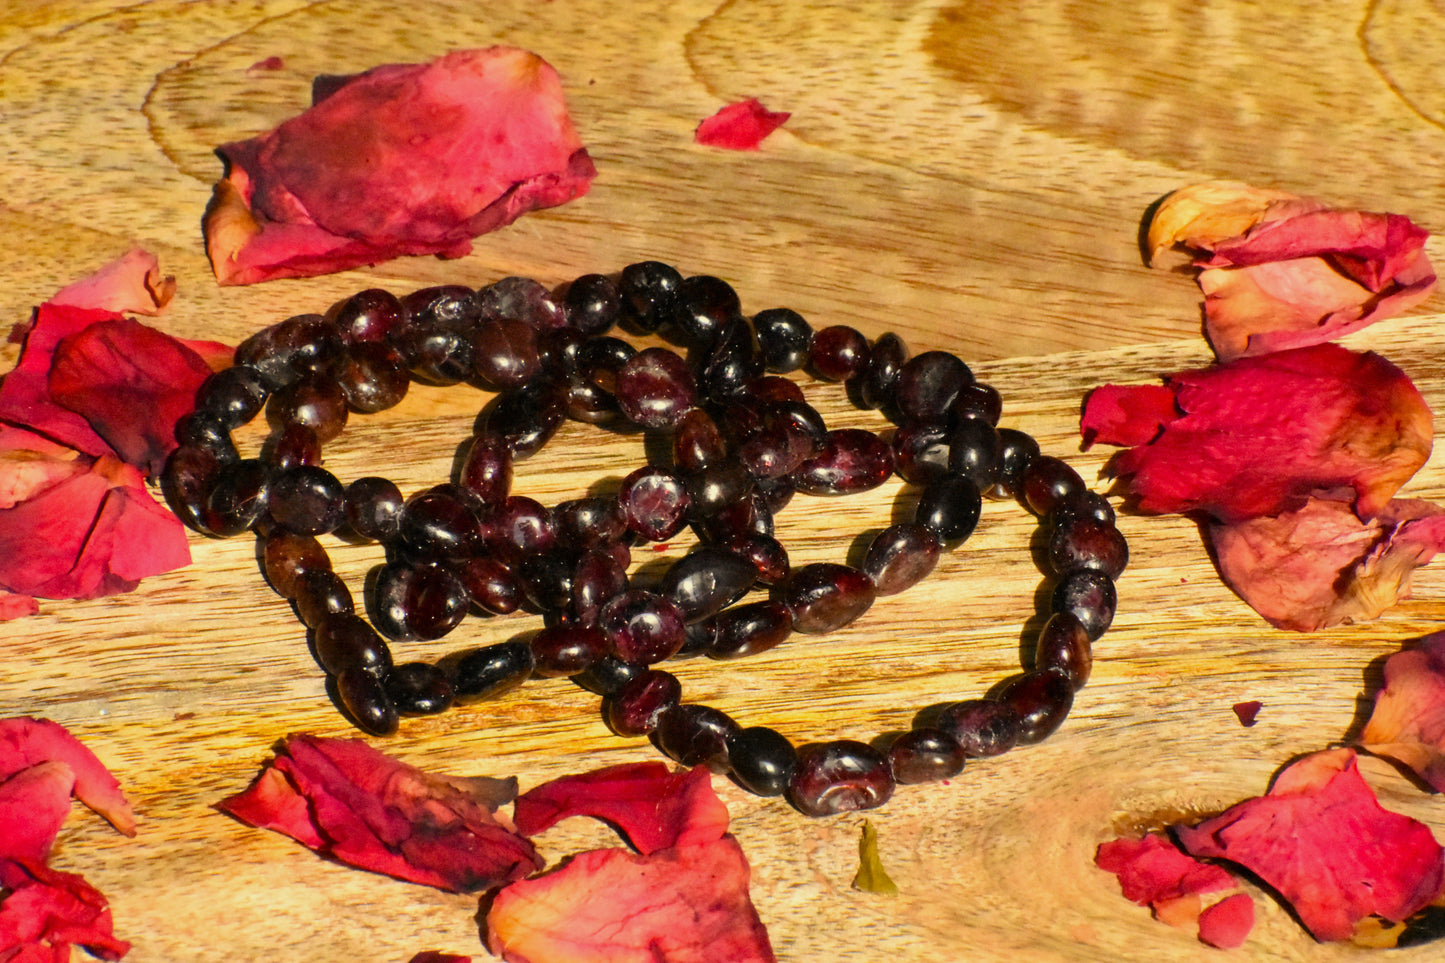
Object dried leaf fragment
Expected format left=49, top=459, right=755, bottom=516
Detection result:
left=851, top=819, right=898, bottom=895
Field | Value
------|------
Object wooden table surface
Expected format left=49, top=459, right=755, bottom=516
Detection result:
left=5, top=2, right=1445, bottom=960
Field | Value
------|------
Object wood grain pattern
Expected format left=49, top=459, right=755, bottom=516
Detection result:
left=3, top=2, right=1445, bottom=961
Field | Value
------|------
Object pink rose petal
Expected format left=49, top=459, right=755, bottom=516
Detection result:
left=205, top=47, right=596, bottom=285
left=1359, top=631, right=1445, bottom=792
left=1197, top=892, right=1255, bottom=949
left=0, top=718, right=135, bottom=838
left=47, top=249, right=175, bottom=317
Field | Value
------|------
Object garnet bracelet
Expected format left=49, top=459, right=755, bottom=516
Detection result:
left=162, top=262, right=1126, bottom=817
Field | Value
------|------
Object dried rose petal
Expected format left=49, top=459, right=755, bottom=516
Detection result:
left=694, top=99, right=790, bottom=150
left=1232, top=701, right=1262, bottom=727
left=0, top=455, right=191, bottom=602
left=1359, top=631, right=1445, bottom=792
left=0, top=592, right=38, bottom=621
left=512, top=762, right=728, bottom=855
left=0, top=762, right=78, bottom=865
left=1209, top=497, right=1445, bottom=631
left=0, top=718, right=135, bottom=838
left=0, top=859, right=130, bottom=962
left=45, top=317, right=217, bottom=477
left=0, top=304, right=117, bottom=458
left=485, top=837, right=775, bottom=963
left=1094, top=832, right=1235, bottom=915
left=217, top=735, right=542, bottom=893
left=1147, top=182, right=1436, bottom=361
left=1081, top=343, right=1432, bottom=523
left=205, top=47, right=596, bottom=285
left=1174, top=748, right=1445, bottom=942
left=47, top=249, right=175, bottom=317
left=1197, top=892, right=1255, bottom=949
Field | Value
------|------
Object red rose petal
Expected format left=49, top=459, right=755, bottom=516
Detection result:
left=1094, top=832, right=1235, bottom=913
left=1208, top=497, right=1445, bottom=631
left=695, top=99, right=790, bottom=151
left=1359, top=631, right=1445, bottom=792
left=217, top=735, right=542, bottom=893
left=1082, top=343, right=1432, bottom=523
left=0, top=718, right=135, bottom=838
left=0, top=456, right=190, bottom=603
left=0, top=859, right=130, bottom=962
left=1197, top=892, right=1255, bottom=949
left=485, top=837, right=775, bottom=963
left=47, top=249, right=175, bottom=317
left=205, top=47, right=596, bottom=285
left=512, top=762, right=729, bottom=855
left=46, top=317, right=217, bottom=477
left=1079, top=383, right=1178, bottom=448
left=1173, top=748, right=1445, bottom=942
left=0, top=592, right=39, bottom=621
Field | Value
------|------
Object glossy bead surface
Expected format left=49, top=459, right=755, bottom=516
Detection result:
left=386, top=662, right=454, bottom=715
left=619, top=261, right=682, bottom=332
left=1052, top=570, right=1116, bottom=640
left=792, top=428, right=893, bottom=496
left=599, top=590, right=686, bottom=664
left=947, top=419, right=1003, bottom=491
left=293, top=569, right=354, bottom=629
left=936, top=699, right=1022, bottom=758
left=261, top=532, right=330, bottom=599
left=449, top=641, right=534, bottom=703
left=914, top=473, right=982, bottom=543
left=653, top=704, right=740, bottom=771
left=894, top=351, right=972, bottom=424
left=267, top=374, right=348, bottom=443
left=618, top=465, right=691, bottom=542
left=658, top=547, right=758, bottom=622
left=888, top=727, right=966, bottom=784
left=861, top=523, right=941, bottom=597
left=808, top=325, right=870, bottom=382
left=344, top=476, right=404, bottom=542
left=1033, top=611, right=1093, bottom=690
left=312, top=613, right=392, bottom=676
left=705, top=600, right=793, bottom=659
left=1022, top=455, right=1086, bottom=516
left=997, top=670, right=1074, bottom=745
left=268, top=465, right=345, bottom=536
left=336, top=342, right=409, bottom=413
left=562, top=273, right=622, bottom=337
left=788, top=740, right=895, bottom=817
left=530, top=623, right=609, bottom=677
left=752, top=307, right=812, bottom=373
left=671, top=274, right=741, bottom=349
left=333, top=288, right=404, bottom=344
left=858, top=332, right=908, bottom=410
left=1048, top=516, right=1129, bottom=579
left=335, top=665, right=398, bottom=736
left=615, top=347, right=697, bottom=428
left=784, top=563, right=876, bottom=634
left=604, top=668, right=682, bottom=736
left=195, top=364, right=268, bottom=429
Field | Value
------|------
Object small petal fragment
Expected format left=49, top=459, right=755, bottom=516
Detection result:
left=1232, top=701, right=1262, bottom=727
left=511, top=762, right=728, bottom=855
left=1173, top=748, right=1445, bottom=942
left=205, top=47, right=596, bottom=285
left=1209, top=497, right=1445, bottom=631
left=1197, top=892, right=1255, bottom=949
left=1147, top=181, right=1436, bottom=361
left=695, top=99, right=790, bottom=150
left=485, top=838, right=775, bottom=963
left=217, top=735, right=542, bottom=893
left=1359, top=631, right=1445, bottom=792
left=1083, top=343, right=1432, bottom=523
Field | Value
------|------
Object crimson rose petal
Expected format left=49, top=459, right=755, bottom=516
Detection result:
left=1094, top=831, right=1234, bottom=916
left=46, top=317, right=218, bottom=477
left=1081, top=343, right=1432, bottom=523
left=0, top=860, right=130, bottom=962
left=217, top=735, right=542, bottom=893
left=0, top=763, right=78, bottom=865
left=1173, top=748, right=1445, bottom=942
left=1359, top=631, right=1445, bottom=792
left=1197, top=892, right=1255, bottom=950
left=512, top=762, right=728, bottom=854
left=0, top=305, right=116, bottom=458
left=695, top=99, right=790, bottom=150
left=485, top=838, right=775, bottom=963
left=205, top=47, right=596, bottom=285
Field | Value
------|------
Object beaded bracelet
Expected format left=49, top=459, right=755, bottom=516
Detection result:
left=161, top=262, right=1127, bottom=817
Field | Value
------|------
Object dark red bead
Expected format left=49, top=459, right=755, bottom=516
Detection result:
left=888, top=727, right=965, bottom=784
left=997, top=670, right=1074, bottom=745
left=861, top=523, right=941, bottom=596
left=604, top=668, right=682, bottom=736
left=788, top=740, right=895, bottom=817
left=784, top=563, right=876, bottom=634
left=653, top=704, right=740, bottom=772
left=936, top=699, right=1021, bottom=758
left=1034, top=612, right=1093, bottom=690
left=530, top=623, right=609, bottom=677
left=792, top=428, right=893, bottom=495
